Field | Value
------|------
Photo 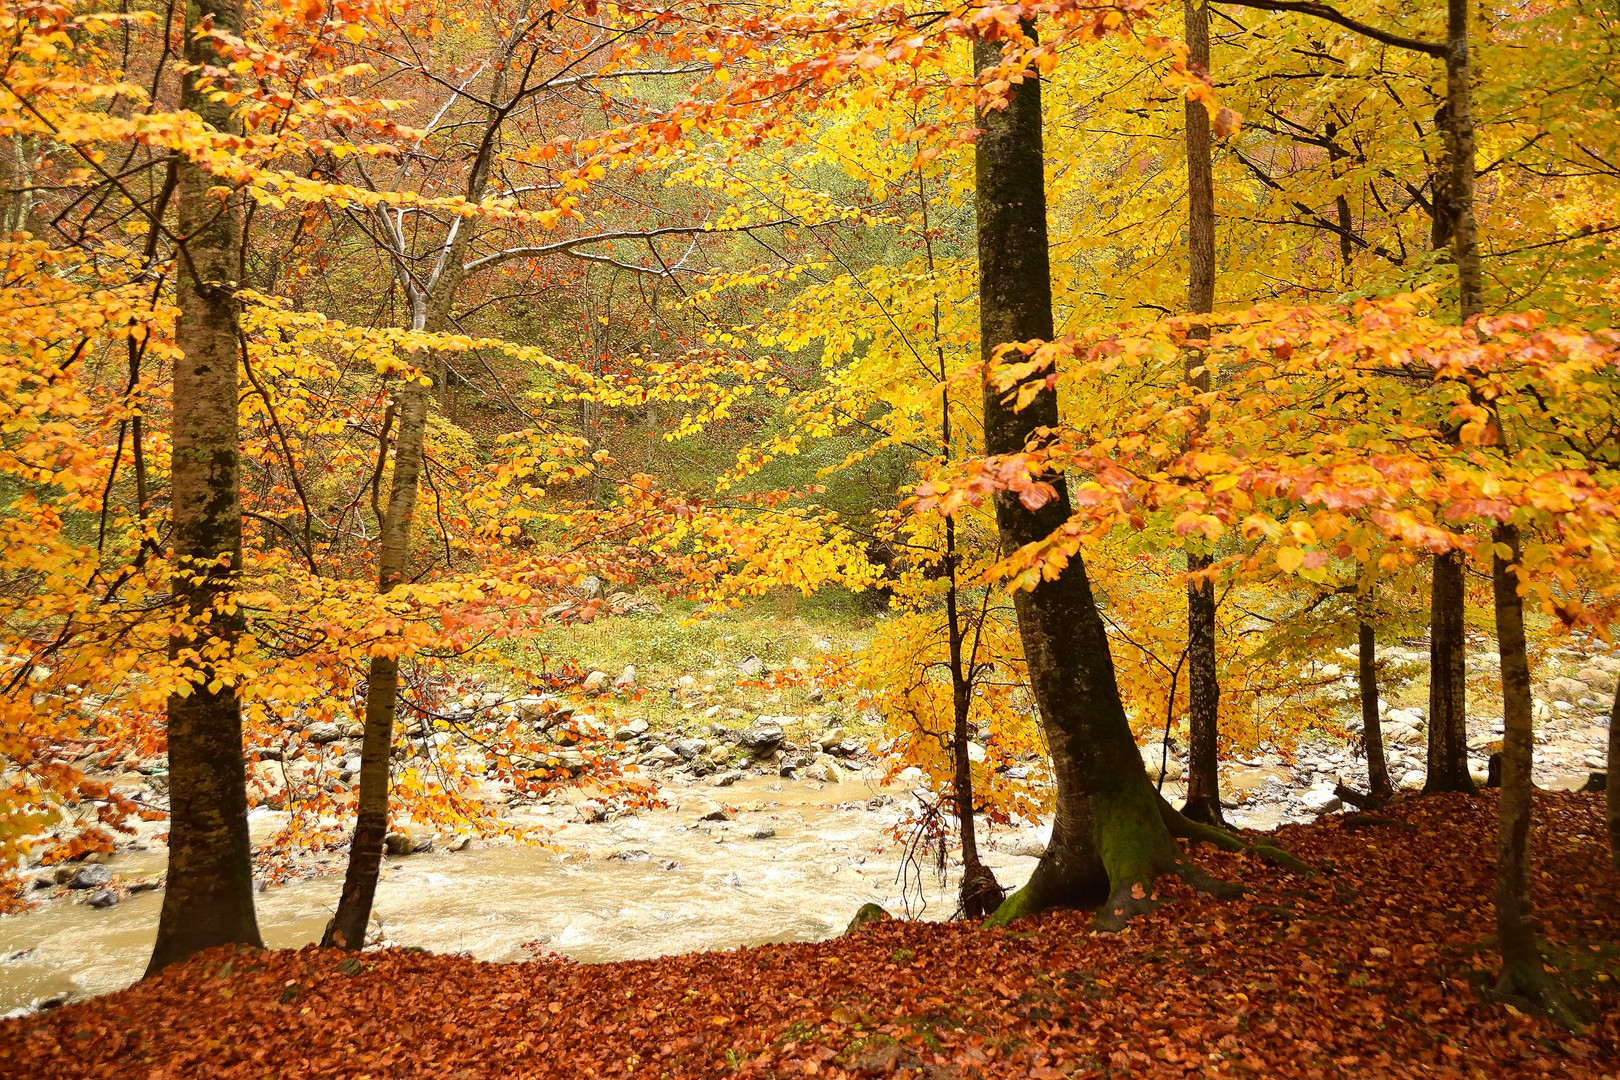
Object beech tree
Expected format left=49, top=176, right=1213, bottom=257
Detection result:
left=148, top=0, right=264, bottom=972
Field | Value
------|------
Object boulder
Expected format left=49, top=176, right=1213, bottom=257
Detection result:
left=65, top=864, right=111, bottom=890
left=614, top=718, right=650, bottom=741
left=1576, top=666, right=1617, bottom=694
left=844, top=902, right=891, bottom=934
left=550, top=714, right=602, bottom=746
left=516, top=695, right=564, bottom=726
left=710, top=770, right=743, bottom=788
left=817, top=728, right=846, bottom=750
left=1547, top=676, right=1589, bottom=702
left=739, top=721, right=785, bottom=753
left=672, top=738, right=709, bottom=761
left=804, top=754, right=843, bottom=784
left=1301, top=787, right=1342, bottom=815
left=1140, top=750, right=1183, bottom=783
left=304, top=721, right=343, bottom=744
left=639, top=744, right=681, bottom=766
left=966, top=742, right=986, bottom=764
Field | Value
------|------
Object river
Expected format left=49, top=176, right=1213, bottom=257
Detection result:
left=0, top=774, right=1039, bottom=1012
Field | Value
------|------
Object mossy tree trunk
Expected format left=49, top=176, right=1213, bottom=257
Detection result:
left=975, top=29, right=1228, bottom=930
left=147, top=0, right=263, bottom=975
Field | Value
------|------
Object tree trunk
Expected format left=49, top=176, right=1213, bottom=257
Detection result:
left=1608, top=681, right=1618, bottom=868
left=1424, top=550, right=1476, bottom=794
left=322, top=375, right=430, bottom=949
left=147, top=0, right=263, bottom=975
left=1490, top=524, right=1576, bottom=1022
left=975, top=30, right=1220, bottom=929
left=1359, top=618, right=1392, bottom=801
left=1180, top=0, right=1224, bottom=828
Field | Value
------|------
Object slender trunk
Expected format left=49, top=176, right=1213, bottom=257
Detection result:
left=1608, top=683, right=1618, bottom=868
left=1180, top=0, right=1224, bottom=827
left=1358, top=618, right=1391, bottom=801
left=148, top=0, right=263, bottom=974
left=1443, top=0, right=1483, bottom=321
left=322, top=376, right=430, bottom=949
left=976, top=30, right=1201, bottom=929
left=1424, top=7, right=1485, bottom=791
left=1424, top=550, right=1476, bottom=793
left=1491, top=525, right=1537, bottom=976
left=1324, top=119, right=1354, bottom=278
left=1490, top=524, right=1574, bottom=1024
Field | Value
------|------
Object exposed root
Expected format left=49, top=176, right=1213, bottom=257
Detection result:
left=984, top=879, right=1048, bottom=927
left=1092, top=861, right=1242, bottom=932
left=958, top=859, right=1007, bottom=921
left=1157, top=794, right=1315, bottom=875
left=1332, top=783, right=1387, bottom=812
left=1493, top=960, right=1588, bottom=1032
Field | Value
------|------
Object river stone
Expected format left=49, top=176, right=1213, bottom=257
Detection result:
left=697, top=802, right=735, bottom=822
left=710, top=770, right=743, bottom=788
left=66, top=864, right=111, bottom=890
left=1547, top=676, right=1588, bottom=702
left=804, top=754, right=843, bottom=784
left=1301, top=787, right=1342, bottom=814
left=672, top=738, right=708, bottom=760
left=736, top=655, right=764, bottom=678
left=1141, top=750, right=1183, bottom=783
left=817, top=728, right=846, bottom=750
left=752, top=826, right=776, bottom=839
left=639, top=744, right=680, bottom=766
left=614, top=718, right=650, bottom=741
left=550, top=714, right=602, bottom=745
left=1576, top=666, right=1617, bottom=693
left=739, top=721, right=784, bottom=752
left=304, top=721, right=343, bottom=744
left=576, top=799, right=609, bottom=823
left=86, top=889, right=117, bottom=909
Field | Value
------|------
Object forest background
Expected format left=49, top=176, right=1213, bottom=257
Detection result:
left=2, top=0, right=1620, bottom=1041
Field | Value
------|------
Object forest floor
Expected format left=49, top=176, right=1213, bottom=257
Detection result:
left=2, top=794, right=1615, bottom=1078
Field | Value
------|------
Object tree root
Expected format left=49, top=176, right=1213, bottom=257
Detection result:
left=984, top=879, right=1048, bottom=928
left=1493, top=959, right=1588, bottom=1032
left=1157, top=794, right=1315, bottom=875
left=1332, top=783, right=1388, bottom=811
left=1093, top=860, right=1243, bottom=932
left=958, top=859, right=1007, bottom=921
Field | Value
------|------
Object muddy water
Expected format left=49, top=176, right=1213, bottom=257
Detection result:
left=0, top=775, right=1037, bottom=1013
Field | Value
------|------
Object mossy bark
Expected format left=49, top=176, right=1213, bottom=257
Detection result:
left=147, top=0, right=263, bottom=975
left=975, top=29, right=1220, bottom=931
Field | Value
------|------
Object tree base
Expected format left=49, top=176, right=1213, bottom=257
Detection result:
left=958, top=860, right=1006, bottom=920
left=1179, top=792, right=1227, bottom=829
left=1157, top=794, right=1314, bottom=875
left=1493, top=959, right=1587, bottom=1032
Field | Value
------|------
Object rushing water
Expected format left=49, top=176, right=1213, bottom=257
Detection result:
left=0, top=774, right=1038, bottom=1012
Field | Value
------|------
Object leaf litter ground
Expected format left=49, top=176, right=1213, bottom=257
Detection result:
left=2, top=793, right=1616, bottom=1078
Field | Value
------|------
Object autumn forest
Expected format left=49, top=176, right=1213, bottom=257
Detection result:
left=0, top=0, right=1618, bottom=1073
